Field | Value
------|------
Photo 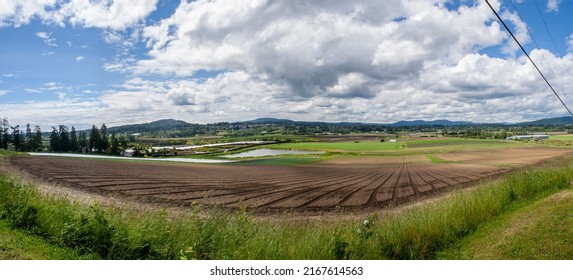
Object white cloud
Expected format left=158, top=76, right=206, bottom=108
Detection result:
left=137, top=1, right=505, bottom=99
left=25, top=88, right=43, bottom=94
left=547, top=0, right=561, bottom=12
left=56, top=0, right=158, bottom=30
left=36, top=31, right=57, bottom=47
left=499, top=9, right=531, bottom=56
left=87, top=0, right=560, bottom=124
left=567, top=34, right=573, bottom=53
left=75, top=56, right=85, bottom=61
left=0, top=0, right=157, bottom=30
left=3, top=0, right=573, bottom=126
left=0, top=0, right=58, bottom=27
left=0, top=90, right=8, bottom=96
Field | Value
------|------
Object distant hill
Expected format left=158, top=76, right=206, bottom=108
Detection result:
left=107, top=119, right=192, bottom=134
left=389, top=119, right=474, bottom=127
left=249, top=118, right=297, bottom=124
left=101, top=116, right=573, bottom=136
left=517, top=116, right=573, bottom=126
left=249, top=118, right=473, bottom=127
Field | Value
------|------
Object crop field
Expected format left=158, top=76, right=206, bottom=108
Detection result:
left=10, top=146, right=571, bottom=212
left=265, top=141, right=401, bottom=152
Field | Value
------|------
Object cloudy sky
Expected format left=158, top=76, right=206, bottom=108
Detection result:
left=1, top=0, right=573, bottom=129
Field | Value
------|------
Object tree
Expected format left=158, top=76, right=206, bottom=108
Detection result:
left=11, top=125, right=23, bottom=151
left=59, top=125, right=70, bottom=152
left=118, top=134, right=128, bottom=151
left=24, top=123, right=33, bottom=151
left=70, top=126, right=79, bottom=152
left=78, top=131, right=88, bottom=152
left=100, top=124, right=109, bottom=152
left=1, top=118, right=9, bottom=149
left=32, top=125, right=43, bottom=151
left=89, top=125, right=101, bottom=152
left=110, top=133, right=120, bottom=155
left=50, top=127, right=60, bottom=152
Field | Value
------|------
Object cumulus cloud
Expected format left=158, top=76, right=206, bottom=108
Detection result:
left=56, top=0, right=556, bottom=124
left=75, top=56, right=85, bottom=61
left=137, top=0, right=505, bottom=101
left=0, top=90, right=8, bottom=96
left=3, top=0, right=573, bottom=126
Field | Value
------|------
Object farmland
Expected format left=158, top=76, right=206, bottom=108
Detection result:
left=2, top=135, right=573, bottom=260
left=9, top=138, right=572, bottom=212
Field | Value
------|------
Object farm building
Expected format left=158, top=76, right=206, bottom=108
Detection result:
left=506, top=135, right=549, bottom=141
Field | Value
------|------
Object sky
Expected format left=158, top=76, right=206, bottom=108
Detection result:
left=1, top=0, right=573, bottom=129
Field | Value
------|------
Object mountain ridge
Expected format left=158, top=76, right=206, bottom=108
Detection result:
left=103, top=116, right=573, bottom=133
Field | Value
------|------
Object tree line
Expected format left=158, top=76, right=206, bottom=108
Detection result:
left=50, top=124, right=128, bottom=154
left=0, top=118, right=127, bottom=155
left=1, top=118, right=43, bottom=152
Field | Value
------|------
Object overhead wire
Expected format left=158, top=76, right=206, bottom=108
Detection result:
left=507, top=0, right=573, bottom=112
left=485, top=0, right=573, bottom=117
left=530, top=0, right=573, bottom=107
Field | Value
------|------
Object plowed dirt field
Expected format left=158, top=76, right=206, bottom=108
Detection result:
left=10, top=147, right=571, bottom=211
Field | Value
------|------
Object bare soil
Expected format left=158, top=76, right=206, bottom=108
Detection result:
left=8, top=147, right=572, bottom=213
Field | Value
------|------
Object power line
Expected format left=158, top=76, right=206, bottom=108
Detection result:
left=530, top=0, right=573, bottom=107
left=506, top=0, right=573, bottom=111
left=533, top=0, right=562, bottom=55
left=485, top=0, right=573, bottom=117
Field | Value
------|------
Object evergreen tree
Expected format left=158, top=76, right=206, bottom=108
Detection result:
left=24, top=123, right=33, bottom=151
left=70, top=126, right=79, bottom=152
left=100, top=123, right=109, bottom=152
left=78, top=131, right=88, bottom=152
left=11, top=125, right=22, bottom=151
left=59, top=125, right=70, bottom=152
left=32, top=125, right=43, bottom=151
left=50, top=127, right=61, bottom=152
left=1, top=118, right=9, bottom=149
left=89, top=125, right=101, bottom=152
left=110, top=133, right=120, bottom=155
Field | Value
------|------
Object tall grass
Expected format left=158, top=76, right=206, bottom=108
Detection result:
left=1, top=161, right=572, bottom=259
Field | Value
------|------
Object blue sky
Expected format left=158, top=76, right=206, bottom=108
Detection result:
left=1, top=0, right=573, bottom=130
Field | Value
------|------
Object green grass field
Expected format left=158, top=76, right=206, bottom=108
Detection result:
left=263, top=137, right=520, bottom=155
left=438, top=189, right=573, bottom=259
left=266, top=141, right=401, bottom=152
left=547, top=134, right=573, bottom=140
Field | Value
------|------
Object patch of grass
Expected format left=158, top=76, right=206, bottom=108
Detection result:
left=547, top=135, right=573, bottom=140
left=266, top=141, right=400, bottom=152
left=437, top=189, right=573, bottom=259
left=0, top=218, right=92, bottom=259
left=372, top=165, right=572, bottom=259
left=425, top=154, right=450, bottom=163
left=405, top=138, right=514, bottom=150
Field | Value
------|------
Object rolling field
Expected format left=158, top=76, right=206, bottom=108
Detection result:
left=265, top=141, right=401, bottom=152
left=10, top=146, right=571, bottom=212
